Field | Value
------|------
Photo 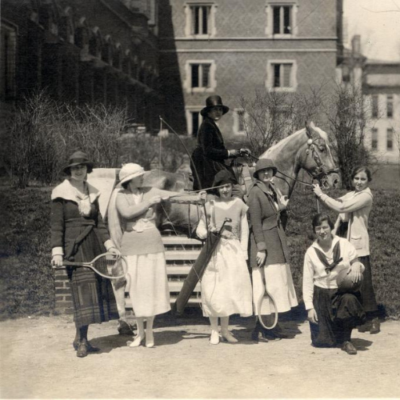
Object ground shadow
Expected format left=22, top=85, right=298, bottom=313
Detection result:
left=352, top=337, right=373, bottom=351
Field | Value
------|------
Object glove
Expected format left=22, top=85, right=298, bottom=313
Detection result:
left=228, top=149, right=241, bottom=157
left=239, top=148, right=251, bottom=157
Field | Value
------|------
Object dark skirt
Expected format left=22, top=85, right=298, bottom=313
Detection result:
left=68, top=228, right=119, bottom=328
left=359, top=256, right=378, bottom=313
left=310, top=286, right=366, bottom=348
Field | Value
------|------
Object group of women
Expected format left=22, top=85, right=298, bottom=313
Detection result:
left=51, top=96, right=380, bottom=358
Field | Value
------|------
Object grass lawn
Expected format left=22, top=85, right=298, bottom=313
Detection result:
left=0, top=184, right=399, bottom=320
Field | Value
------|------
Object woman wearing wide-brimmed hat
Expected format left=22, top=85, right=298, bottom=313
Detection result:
left=51, top=151, right=121, bottom=358
left=191, top=95, right=247, bottom=191
left=107, top=163, right=205, bottom=348
left=248, top=159, right=298, bottom=341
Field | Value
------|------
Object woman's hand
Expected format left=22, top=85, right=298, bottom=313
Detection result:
left=312, top=183, right=323, bottom=197
left=348, top=262, right=363, bottom=283
left=256, top=251, right=266, bottom=267
left=199, top=191, right=207, bottom=201
left=279, top=195, right=289, bottom=209
left=149, top=195, right=162, bottom=205
left=208, top=224, right=218, bottom=233
left=52, top=255, right=63, bottom=268
left=108, top=247, right=121, bottom=258
left=307, top=308, right=319, bottom=324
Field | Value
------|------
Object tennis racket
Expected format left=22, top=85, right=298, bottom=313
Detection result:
left=257, top=267, right=278, bottom=330
left=58, top=253, right=128, bottom=280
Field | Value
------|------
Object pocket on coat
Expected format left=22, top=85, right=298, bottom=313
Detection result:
left=351, top=236, right=364, bottom=250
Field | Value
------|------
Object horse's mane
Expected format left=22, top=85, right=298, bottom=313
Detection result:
left=262, top=124, right=329, bottom=160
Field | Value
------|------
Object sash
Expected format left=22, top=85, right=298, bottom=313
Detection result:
left=314, top=241, right=343, bottom=275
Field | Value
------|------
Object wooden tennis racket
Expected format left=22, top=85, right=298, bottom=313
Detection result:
left=257, top=267, right=278, bottom=330
left=57, top=253, right=128, bottom=280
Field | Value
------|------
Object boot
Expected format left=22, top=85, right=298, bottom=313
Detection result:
left=370, top=318, right=381, bottom=334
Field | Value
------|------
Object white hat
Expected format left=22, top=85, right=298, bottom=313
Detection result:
left=119, top=163, right=145, bottom=185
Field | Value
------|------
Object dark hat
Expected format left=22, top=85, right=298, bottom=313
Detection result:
left=200, top=95, right=230, bottom=117
left=253, top=159, right=278, bottom=178
left=212, top=170, right=237, bottom=187
left=63, top=151, right=94, bottom=174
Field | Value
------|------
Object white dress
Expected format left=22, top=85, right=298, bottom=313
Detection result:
left=196, top=198, right=253, bottom=317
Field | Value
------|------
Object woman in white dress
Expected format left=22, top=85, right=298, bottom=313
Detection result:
left=108, top=163, right=204, bottom=348
left=196, top=170, right=253, bottom=345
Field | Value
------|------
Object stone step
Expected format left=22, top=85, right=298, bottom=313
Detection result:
left=165, top=250, right=200, bottom=261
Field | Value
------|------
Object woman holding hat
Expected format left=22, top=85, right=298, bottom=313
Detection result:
left=313, top=166, right=380, bottom=334
left=191, top=95, right=248, bottom=192
left=51, top=151, right=121, bottom=358
left=196, top=170, right=253, bottom=345
left=303, top=213, right=365, bottom=355
left=248, top=159, right=298, bottom=341
left=108, top=163, right=205, bottom=348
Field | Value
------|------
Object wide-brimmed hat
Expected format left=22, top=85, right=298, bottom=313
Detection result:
left=119, top=163, right=145, bottom=185
left=213, top=170, right=237, bottom=187
left=63, top=151, right=93, bottom=174
left=200, top=95, right=230, bottom=117
left=253, top=159, right=278, bottom=178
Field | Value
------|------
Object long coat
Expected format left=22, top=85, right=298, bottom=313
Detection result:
left=248, top=181, right=290, bottom=268
left=191, top=116, right=235, bottom=190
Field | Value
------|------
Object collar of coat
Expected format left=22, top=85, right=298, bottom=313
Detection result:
left=251, top=179, right=277, bottom=197
left=51, top=179, right=100, bottom=203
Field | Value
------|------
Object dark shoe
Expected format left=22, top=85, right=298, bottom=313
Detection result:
left=76, top=342, right=88, bottom=358
left=358, top=320, right=371, bottom=333
left=73, top=340, right=99, bottom=352
left=341, top=341, right=357, bottom=355
left=118, top=320, right=135, bottom=336
left=370, top=318, right=381, bottom=334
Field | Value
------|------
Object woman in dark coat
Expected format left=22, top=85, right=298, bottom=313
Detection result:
left=51, top=151, right=120, bottom=358
left=248, top=159, right=298, bottom=341
left=191, top=95, right=245, bottom=191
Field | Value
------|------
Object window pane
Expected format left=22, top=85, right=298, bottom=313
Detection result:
left=202, top=64, right=210, bottom=87
left=191, top=64, right=199, bottom=87
left=273, top=64, right=280, bottom=87
left=387, top=96, right=393, bottom=118
left=282, top=64, right=292, bottom=87
left=192, top=112, right=200, bottom=136
left=202, top=6, right=208, bottom=34
left=273, top=7, right=280, bottom=34
left=238, top=110, right=245, bottom=132
left=387, top=129, right=393, bottom=150
left=283, top=7, right=291, bottom=34
left=194, top=7, right=200, bottom=35
left=371, top=128, right=378, bottom=150
left=372, top=95, right=379, bottom=118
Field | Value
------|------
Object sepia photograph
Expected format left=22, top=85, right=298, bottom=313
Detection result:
left=0, top=0, right=399, bottom=398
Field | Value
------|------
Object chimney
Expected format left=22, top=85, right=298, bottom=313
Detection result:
left=351, top=35, right=361, bottom=56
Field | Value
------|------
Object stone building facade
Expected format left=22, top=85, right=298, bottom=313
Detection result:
left=158, top=0, right=343, bottom=137
left=1, top=0, right=160, bottom=135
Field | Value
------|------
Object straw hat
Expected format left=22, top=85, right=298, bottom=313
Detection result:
left=119, top=163, right=145, bottom=185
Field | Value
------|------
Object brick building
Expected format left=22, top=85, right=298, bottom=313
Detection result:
left=1, top=0, right=160, bottom=135
left=158, top=0, right=344, bottom=137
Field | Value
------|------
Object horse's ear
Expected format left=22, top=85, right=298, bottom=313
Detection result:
left=305, top=121, right=317, bottom=139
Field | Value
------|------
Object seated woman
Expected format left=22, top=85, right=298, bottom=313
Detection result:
left=196, top=170, right=253, bottom=344
left=303, top=213, right=366, bottom=355
left=108, top=163, right=205, bottom=348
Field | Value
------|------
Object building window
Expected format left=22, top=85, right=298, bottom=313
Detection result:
left=267, top=61, right=297, bottom=91
left=184, top=60, right=216, bottom=93
left=371, top=128, right=378, bottom=150
left=0, top=22, right=17, bottom=101
left=266, top=3, right=298, bottom=37
left=186, top=108, right=203, bottom=136
left=185, top=3, right=217, bottom=37
left=387, top=128, right=394, bottom=151
left=371, top=95, right=379, bottom=118
left=387, top=95, right=393, bottom=118
left=233, top=109, right=246, bottom=135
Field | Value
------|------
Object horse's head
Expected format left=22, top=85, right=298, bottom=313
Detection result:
left=300, top=122, right=340, bottom=189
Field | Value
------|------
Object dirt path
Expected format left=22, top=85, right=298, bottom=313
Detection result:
left=1, top=314, right=399, bottom=399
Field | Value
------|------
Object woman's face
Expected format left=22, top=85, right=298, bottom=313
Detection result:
left=207, top=106, right=224, bottom=122
left=315, top=220, right=332, bottom=243
left=127, top=175, right=144, bottom=190
left=218, top=183, right=233, bottom=199
left=70, top=164, right=87, bottom=182
left=257, top=168, right=274, bottom=183
left=352, top=171, right=369, bottom=192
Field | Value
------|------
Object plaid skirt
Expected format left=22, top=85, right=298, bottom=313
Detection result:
left=310, top=285, right=365, bottom=348
left=67, top=229, right=119, bottom=328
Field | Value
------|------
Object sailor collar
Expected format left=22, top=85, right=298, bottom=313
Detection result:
left=51, top=179, right=100, bottom=203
